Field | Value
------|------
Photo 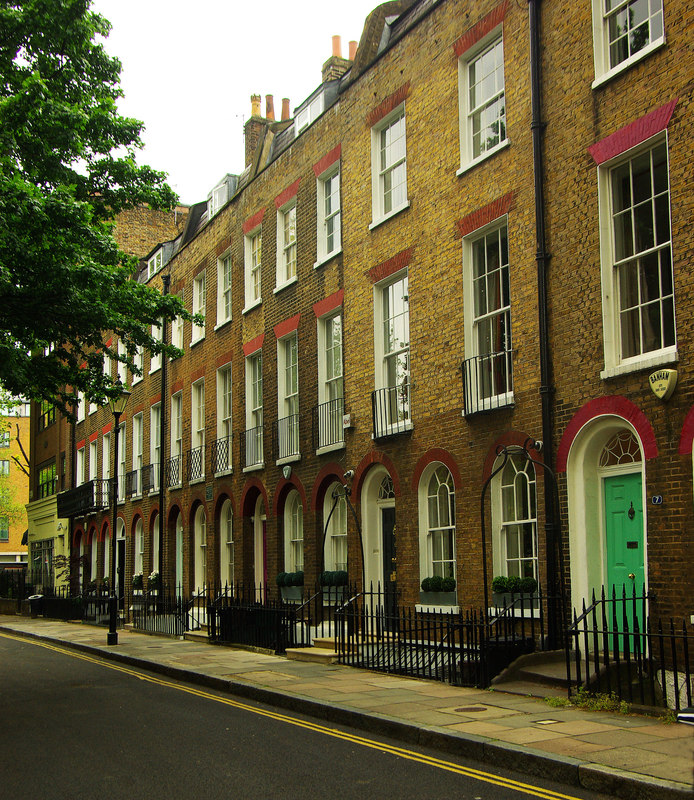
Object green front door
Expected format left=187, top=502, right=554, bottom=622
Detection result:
left=604, top=472, right=644, bottom=638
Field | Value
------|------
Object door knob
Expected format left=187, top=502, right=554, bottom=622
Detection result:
left=628, top=502, right=635, bottom=520
left=628, top=573, right=635, bottom=580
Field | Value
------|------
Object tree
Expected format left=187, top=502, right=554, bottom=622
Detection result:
left=0, top=0, right=189, bottom=414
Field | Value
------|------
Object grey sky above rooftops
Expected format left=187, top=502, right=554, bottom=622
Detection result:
left=91, top=0, right=378, bottom=205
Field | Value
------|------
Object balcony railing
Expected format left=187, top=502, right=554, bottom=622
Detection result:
left=211, top=434, right=233, bottom=474
left=56, top=479, right=110, bottom=518
left=312, top=397, right=344, bottom=450
left=125, top=469, right=139, bottom=498
left=166, top=454, right=182, bottom=488
left=462, top=350, right=514, bottom=417
left=371, top=384, right=411, bottom=439
left=186, top=445, right=205, bottom=482
left=273, top=414, right=300, bottom=461
left=242, top=425, right=263, bottom=469
left=141, top=463, right=157, bottom=493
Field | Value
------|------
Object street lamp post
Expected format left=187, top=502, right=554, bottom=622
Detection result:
left=107, top=383, right=131, bottom=646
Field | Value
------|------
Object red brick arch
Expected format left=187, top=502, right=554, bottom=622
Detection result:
left=411, top=448, right=462, bottom=491
left=273, top=473, right=308, bottom=517
left=678, top=405, right=694, bottom=455
left=354, top=451, right=401, bottom=503
left=311, top=462, right=345, bottom=512
left=483, top=430, right=543, bottom=482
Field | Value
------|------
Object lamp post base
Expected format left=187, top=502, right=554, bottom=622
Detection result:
left=107, top=631, right=118, bottom=646
left=107, top=594, right=118, bottom=646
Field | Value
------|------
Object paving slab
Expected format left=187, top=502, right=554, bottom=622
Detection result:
left=1, top=615, right=692, bottom=800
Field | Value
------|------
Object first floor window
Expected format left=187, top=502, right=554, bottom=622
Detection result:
left=425, top=466, right=456, bottom=580
left=373, top=107, right=407, bottom=221
left=600, top=0, right=664, bottom=73
left=499, top=455, right=537, bottom=579
left=220, top=499, right=234, bottom=586
left=324, top=484, right=347, bottom=572
left=192, top=272, right=206, bottom=342
left=134, top=519, right=144, bottom=576
left=285, top=491, right=304, bottom=573
left=317, top=166, right=340, bottom=260
left=244, top=229, right=262, bottom=308
left=463, top=35, right=506, bottom=163
left=277, top=202, right=297, bottom=286
left=217, top=253, right=233, bottom=325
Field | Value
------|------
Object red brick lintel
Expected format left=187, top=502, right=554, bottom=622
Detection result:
left=366, top=82, right=411, bottom=128
left=313, top=144, right=342, bottom=177
left=313, top=289, right=344, bottom=319
left=588, top=99, right=678, bottom=165
left=456, top=192, right=515, bottom=238
left=453, top=1, right=508, bottom=58
left=274, top=178, right=301, bottom=210
left=274, top=313, right=301, bottom=340
left=89, top=431, right=99, bottom=443
left=243, top=333, right=265, bottom=356
left=367, top=247, right=414, bottom=284
left=242, top=207, right=266, bottom=235
left=216, top=350, right=233, bottom=369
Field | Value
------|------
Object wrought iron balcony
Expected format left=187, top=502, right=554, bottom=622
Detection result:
left=141, top=463, right=157, bottom=493
left=125, top=469, right=139, bottom=498
left=462, top=350, right=514, bottom=417
left=242, top=425, right=263, bottom=469
left=186, top=445, right=205, bottom=482
left=312, top=398, right=344, bottom=450
left=56, top=479, right=111, bottom=518
left=371, top=384, right=411, bottom=440
left=166, top=454, right=182, bottom=488
left=273, top=414, right=300, bottom=461
left=211, top=434, right=233, bottom=474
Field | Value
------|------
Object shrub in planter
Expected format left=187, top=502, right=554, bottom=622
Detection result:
left=321, top=570, right=349, bottom=587
left=132, top=572, right=143, bottom=590
left=147, top=571, right=161, bottom=590
left=276, top=572, right=288, bottom=587
left=319, top=570, right=334, bottom=587
left=519, top=576, right=538, bottom=594
left=441, top=576, right=456, bottom=592
left=291, top=571, right=304, bottom=587
left=492, top=575, right=509, bottom=593
left=421, top=576, right=456, bottom=593
left=335, top=570, right=348, bottom=587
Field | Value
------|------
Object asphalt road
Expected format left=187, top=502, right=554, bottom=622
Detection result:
left=0, top=634, right=611, bottom=800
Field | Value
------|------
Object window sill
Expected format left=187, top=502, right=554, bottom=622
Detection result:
left=190, top=335, right=205, bottom=348
left=168, top=483, right=182, bottom=491
left=214, top=468, right=233, bottom=478
left=592, top=38, right=665, bottom=90
left=214, top=318, right=232, bottom=332
left=461, top=393, right=515, bottom=418
left=276, top=454, right=301, bottom=467
left=189, top=476, right=205, bottom=486
left=243, top=463, right=264, bottom=473
left=369, top=201, right=410, bottom=231
left=273, top=275, right=298, bottom=295
left=149, top=366, right=161, bottom=376
left=600, top=347, right=677, bottom=380
left=132, top=377, right=142, bottom=386
left=242, top=299, right=262, bottom=315
left=373, top=421, right=413, bottom=440
left=314, top=248, right=342, bottom=270
left=457, top=139, right=510, bottom=177
left=316, top=441, right=345, bottom=457
left=416, top=604, right=459, bottom=614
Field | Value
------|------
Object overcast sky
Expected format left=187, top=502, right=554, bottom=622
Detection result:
left=91, top=0, right=379, bottom=205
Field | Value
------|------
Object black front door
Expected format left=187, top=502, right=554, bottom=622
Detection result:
left=381, top=507, right=397, bottom=620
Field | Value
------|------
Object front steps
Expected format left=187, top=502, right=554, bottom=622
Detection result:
left=491, top=649, right=572, bottom=698
left=285, top=636, right=340, bottom=664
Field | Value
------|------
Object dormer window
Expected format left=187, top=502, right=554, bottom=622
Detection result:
left=295, top=93, right=324, bottom=134
left=147, top=249, right=163, bottom=280
left=208, top=181, right=229, bottom=219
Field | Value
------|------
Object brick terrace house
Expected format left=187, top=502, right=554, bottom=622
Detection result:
left=36, top=0, right=693, bottom=624
left=0, top=400, right=30, bottom=572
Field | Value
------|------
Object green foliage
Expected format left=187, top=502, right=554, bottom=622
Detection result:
left=441, top=576, right=456, bottom=592
left=0, top=0, right=190, bottom=413
left=492, top=575, right=538, bottom=594
left=320, top=570, right=348, bottom=587
left=492, top=576, right=509, bottom=593
left=421, top=575, right=456, bottom=593
left=275, top=572, right=287, bottom=587
left=548, top=688, right=630, bottom=714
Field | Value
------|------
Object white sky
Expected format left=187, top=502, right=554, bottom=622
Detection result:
left=91, top=0, right=378, bottom=205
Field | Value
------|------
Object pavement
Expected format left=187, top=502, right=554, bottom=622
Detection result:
left=1, top=615, right=692, bottom=800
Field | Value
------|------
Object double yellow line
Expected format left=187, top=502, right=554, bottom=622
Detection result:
left=1, top=632, right=582, bottom=800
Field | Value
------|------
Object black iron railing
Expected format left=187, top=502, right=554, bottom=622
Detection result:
left=312, top=398, right=344, bottom=450
left=166, top=454, right=182, bottom=487
left=242, top=425, right=263, bottom=469
left=462, top=350, right=514, bottom=417
left=567, top=585, right=694, bottom=711
left=186, top=445, right=205, bottom=481
left=141, top=463, right=157, bottom=493
left=125, top=469, right=139, bottom=498
left=371, top=384, right=411, bottom=439
left=211, top=434, right=233, bottom=473
left=56, top=479, right=110, bottom=518
left=273, top=414, right=300, bottom=460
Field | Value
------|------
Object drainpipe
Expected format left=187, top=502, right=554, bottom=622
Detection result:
left=158, top=274, right=170, bottom=588
left=529, top=0, right=559, bottom=646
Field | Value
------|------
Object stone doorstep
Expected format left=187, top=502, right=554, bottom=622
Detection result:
left=285, top=646, right=339, bottom=664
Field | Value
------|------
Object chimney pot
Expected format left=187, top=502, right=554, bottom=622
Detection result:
left=265, top=94, right=275, bottom=121
left=251, top=94, right=261, bottom=117
left=332, top=35, right=342, bottom=58
left=349, top=40, right=357, bottom=61
left=281, top=98, right=290, bottom=121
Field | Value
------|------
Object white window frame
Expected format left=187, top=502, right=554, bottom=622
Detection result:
left=417, top=463, right=457, bottom=585
left=117, top=421, right=126, bottom=503
left=132, top=345, right=143, bottom=385
left=134, top=518, right=144, bottom=577
left=89, top=440, right=98, bottom=482
left=192, top=272, right=206, bottom=344
left=458, top=30, right=507, bottom=174
left=191, top=379, right=205, bottom=481
left=170, top=391, right=183, bottom=486
left=76, top=446, right=85, bottom=487
left=216, top=364, right=232, bottom=474
left=462, top=219, right=513, bottom=410
left=244, top=351, right=263, bottom=469
left=284, top=490, right=304, bottom=573
left=598, top=136, right=676, bottom=378
left=316, top=311, right=344, bottom=452
left=132, top=412, right=143, bottom=496
left=117, top=339, right=127, bottom=385
left=492, top=453, right=538, bottom=581
left=172, top=290, right=184, bottom=351
left=275, top=200, right=297, bottom=290
left=194, top=505, right=207, bottom=591
left=147, top=249, right=163, bottom=280
left=150, top=403, right=161, bottom=492
left=220, top=498, right=234, bottom=586
left=216, top=252, right=233, bottom=328
left=102, top=433, right=111, bottom=484
left=315, top=164, right=341, bottom=266
left=373, top=270, right=411, bottom=433
left=323, top=483, right=347, bottom=572
left=591, top=0, right=665, bottom=88
left=295, top=93, right=324, bottom=134
left=370, top=105, right=408, bottom=227
left=89, top=397, right=97, bottom=415
left=207, top=181, right=228, bottom=219
left=150, top=320, right=162, bottom=373
left=76, top=392, right=85, bottom=423
left=277, top=332, right=299, bottom=461
left=243, top=227, right=262, bottom=313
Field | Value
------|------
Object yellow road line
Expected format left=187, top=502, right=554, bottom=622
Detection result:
left=1, top=632, right=583, bottom=800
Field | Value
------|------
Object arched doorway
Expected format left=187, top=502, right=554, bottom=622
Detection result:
left=361, top=467, right=396, bottom=613
left=253, top=495, right=267, bottom=596
left=193, top=504, right=207, bottom=591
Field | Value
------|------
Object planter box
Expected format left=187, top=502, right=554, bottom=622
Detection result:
left=492, top=591, right=539, bottom=610
left=280, top=585, right=303, bottom=602
left=419, top=591, right=457, bottom=607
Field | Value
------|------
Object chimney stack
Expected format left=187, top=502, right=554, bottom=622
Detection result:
left=245, top=94, right=265, bottom=167
left=265, top=94, right=275, bottom=121
left=349, top=40, right=358, bottom=60
left=251, top=94, right=261, bottom=117
left=281, top=97, right=291, bottom=121
left=322, top=34, right=354, bottom=83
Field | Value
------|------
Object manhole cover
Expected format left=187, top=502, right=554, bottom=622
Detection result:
left=455, top=706, right=487, bottom=713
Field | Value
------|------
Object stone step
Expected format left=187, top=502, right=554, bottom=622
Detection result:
left=184, top=629, right=209, bottom=643
left=285, top=646, right=339, bottom=664
left=492, top=680, right=568, bottom=699
left=312, top=636, right=337, bottom=650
